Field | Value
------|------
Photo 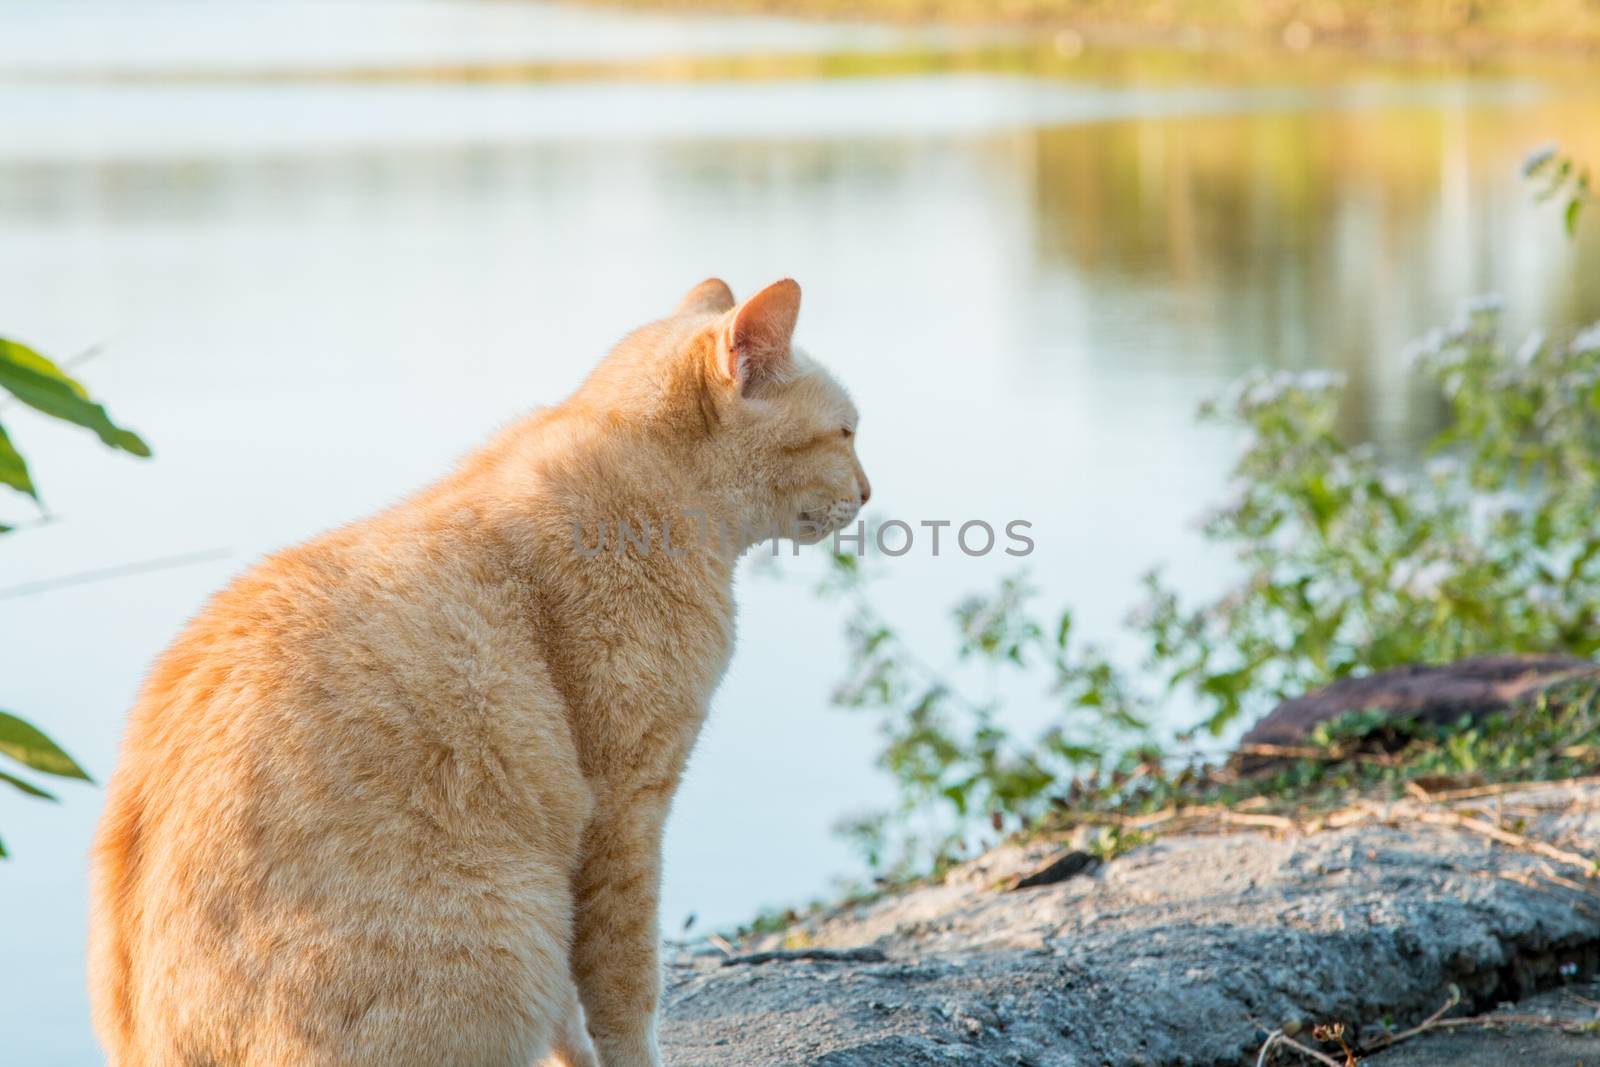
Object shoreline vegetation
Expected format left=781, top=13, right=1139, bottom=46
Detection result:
left=20, top=4, right=1600, bottom=83
left=591, top=0, right=1600, bottom=57
left=29, top=40, right=1598, bottom=87
left=806, top=299, right=1600, bottom=890
left=730, top=671, right=1600, bottom=940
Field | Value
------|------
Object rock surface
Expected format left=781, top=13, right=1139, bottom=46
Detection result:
left=1366, top=977, right=1600, bottom=1065
left=660, top=781, right=1600, bottom=1066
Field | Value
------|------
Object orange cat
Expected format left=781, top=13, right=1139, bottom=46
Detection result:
left=87, top=278, right=869, bottom=1067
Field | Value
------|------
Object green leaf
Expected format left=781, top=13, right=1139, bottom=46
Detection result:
left=0, top=767, right=57, bottom=801
left=0, top=833, right=7, bottom=859
left=1566, top=197, right=1583, bottom=237
left=0, top=338, right=151, bottom=458
left=1051, top=740, right=1102, bottom=764
left=0, top=421, right=37, bottom=500
left=0, top=711, right=92, bottom=781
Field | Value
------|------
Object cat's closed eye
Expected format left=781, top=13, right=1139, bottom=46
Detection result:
left=841, top=427, right=854, bottom=438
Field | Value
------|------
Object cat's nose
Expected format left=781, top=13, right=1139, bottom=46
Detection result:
left=858, top=475, right=871, bottom=505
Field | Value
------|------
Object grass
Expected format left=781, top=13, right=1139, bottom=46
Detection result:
left=1030, top=675, right=1600, bottom=838
left=723, top=676, right=1600, bottom=942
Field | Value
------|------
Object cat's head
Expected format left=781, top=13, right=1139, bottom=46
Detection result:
left=673, top=277, right=870, bottom=548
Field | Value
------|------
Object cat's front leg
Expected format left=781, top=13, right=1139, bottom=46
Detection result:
left=542, top=978, right=600, bottom=1067
left=569, top=794, right=670, bottom=1067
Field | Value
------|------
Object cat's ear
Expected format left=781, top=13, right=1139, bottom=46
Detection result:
left=676, top=277, right=736, bottom=315
left=718, top=278, right=800, bottom=395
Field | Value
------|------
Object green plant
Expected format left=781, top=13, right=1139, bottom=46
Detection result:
left=0, top=713, right=93, bottom=856
left=825, top=299, right=1600, bottom=873
left=1523, top=144, right=1593, bottom=236
left=1046, top=675, right=1600, bottom=858
left=1085, top=824, right=1153, bottom=861
left=1, top=338, right=148, bottom=516
left=1153, top=297, right=1600, bottom=732
left=0, top=336, right=149, bottom=855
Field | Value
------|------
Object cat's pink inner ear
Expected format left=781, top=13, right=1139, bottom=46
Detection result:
left=676, top=277, right=736, bottom=315
left=722, top=278, right=801, bottom=393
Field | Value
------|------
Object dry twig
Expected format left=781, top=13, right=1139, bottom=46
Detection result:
left=1426, top=775, right=1600, bottom=802
left=1220, top=811, right=1298, bottom=831
left=1361, top=988, right=1461, bottom=1054
left=1416, top=810, right=1597, bottom=872
left=1254, top=1028, right=1346, bottom=1066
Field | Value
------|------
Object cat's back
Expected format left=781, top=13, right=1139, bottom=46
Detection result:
left=115, top=495, right=580, bottom=778
left=89, top=508, right=591, bottom=1066
left=108, top=510, right=548, bottom=792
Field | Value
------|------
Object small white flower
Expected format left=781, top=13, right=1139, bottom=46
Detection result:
left=1404, top=328, right=1446, bottom=368
left=1296, top=369, right=1344, bottom=392
left=1449, top=295, right=1503, bottom=338
left=1515, top=330, right=1545, bottom=366
left=1425, top=457, right=1461, bottom=482
left=1469, top=491, right=1524, bottom=529
left=1395, top=559, right=1454, bottom=597
left=1572, top=322, right=1600, bottom=355
left=1526, top=583, right=1559, bottom=607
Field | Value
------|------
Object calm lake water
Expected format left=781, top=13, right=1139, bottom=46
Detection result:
left=3, top=2, right=1600, bottom=1060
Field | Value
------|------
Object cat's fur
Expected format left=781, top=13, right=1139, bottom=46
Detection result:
left=87, top=278, right=869, bottom=1067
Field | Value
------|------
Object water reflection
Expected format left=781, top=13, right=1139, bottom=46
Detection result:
left=1025, top=101, right=1600, bottom=449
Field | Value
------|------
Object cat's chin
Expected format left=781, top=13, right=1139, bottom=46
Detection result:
left=793, top=512, right=836, bottom=544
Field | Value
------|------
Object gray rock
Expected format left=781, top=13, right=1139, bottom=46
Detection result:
left=661, top=781, right=1600, bottom=1066
left=1366, top=978, right=1600, bottom=1065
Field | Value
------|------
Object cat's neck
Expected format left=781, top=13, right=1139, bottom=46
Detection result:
left=456, top=406, right=748, bottom=591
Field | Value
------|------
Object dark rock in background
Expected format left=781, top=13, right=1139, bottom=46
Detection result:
left=1239, top=654, right=1599, bottom=761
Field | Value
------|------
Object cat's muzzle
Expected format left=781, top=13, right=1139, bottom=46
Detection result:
left=797, top=499, right=861, bottom=543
